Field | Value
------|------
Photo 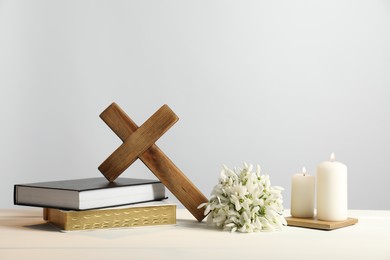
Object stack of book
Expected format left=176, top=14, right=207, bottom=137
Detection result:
left=14, top=177, right=176, bottom=231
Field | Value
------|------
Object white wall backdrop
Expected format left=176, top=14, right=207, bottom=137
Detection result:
left=1, top=0, right=389, bottom=210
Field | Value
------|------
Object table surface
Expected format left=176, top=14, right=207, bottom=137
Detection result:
left=0, top=208, right=389, bottom=260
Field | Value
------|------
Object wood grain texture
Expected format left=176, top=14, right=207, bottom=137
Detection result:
left=98, top=104, right=178, bottom=182
left=285, top=216, right=358, bottom=230
left=99, top=103, right=208, bottom=222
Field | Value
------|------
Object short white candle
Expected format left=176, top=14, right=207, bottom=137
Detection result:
left=291, top=167, right=315, bottom=218
left=317, top=153, right=348, bottom=221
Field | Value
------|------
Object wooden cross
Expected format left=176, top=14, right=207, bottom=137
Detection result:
left=98, top=103, right=208, bottom=222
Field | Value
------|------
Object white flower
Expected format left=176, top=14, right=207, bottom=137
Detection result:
left=199, top=163, right=287, bottom=233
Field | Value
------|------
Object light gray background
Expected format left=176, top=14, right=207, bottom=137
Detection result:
left=1, top=0, right=389, bottom=210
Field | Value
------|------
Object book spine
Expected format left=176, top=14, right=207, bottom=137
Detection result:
left=13, top=185, right=18, bottom=205
left=46, top=208, right=67, bottom=230
left=47, top=205, right=176, bottom=231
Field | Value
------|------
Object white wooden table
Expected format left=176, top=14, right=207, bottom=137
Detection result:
left=0, top=208, right=389, bottom=260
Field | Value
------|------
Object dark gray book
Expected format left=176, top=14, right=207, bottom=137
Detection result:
left=14, top=177, right=166, bottom=210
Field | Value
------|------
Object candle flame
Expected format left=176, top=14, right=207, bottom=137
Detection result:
left=330, top=152, right=335, bottom=162
left=302, top=167, right=306, bottom=176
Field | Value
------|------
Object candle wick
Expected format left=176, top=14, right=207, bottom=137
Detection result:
left=302, top=167, right=306, bottom=176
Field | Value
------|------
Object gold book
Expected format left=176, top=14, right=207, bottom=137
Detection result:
left=45, top=202, right=176, bottom=231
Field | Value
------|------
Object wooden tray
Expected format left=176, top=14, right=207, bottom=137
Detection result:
left=285, top=216, right=358, bottom=230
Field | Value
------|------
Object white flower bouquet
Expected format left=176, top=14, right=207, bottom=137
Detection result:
left=198, top=163, right=287, bottom=233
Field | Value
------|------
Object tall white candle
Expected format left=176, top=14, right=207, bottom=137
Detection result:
left=317, top=153, right=348, bottom=221
left=291, top=167, right=315, bottom=218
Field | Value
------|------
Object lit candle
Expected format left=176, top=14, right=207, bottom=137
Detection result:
left=291, top=167, right=315, bottom=218
left=317, top=153, right=348, bottom=221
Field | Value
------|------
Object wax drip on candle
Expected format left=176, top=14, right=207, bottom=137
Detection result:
left=330, top=152, right=335, bottom=162
left=302, top=167, right=307, bottom=176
